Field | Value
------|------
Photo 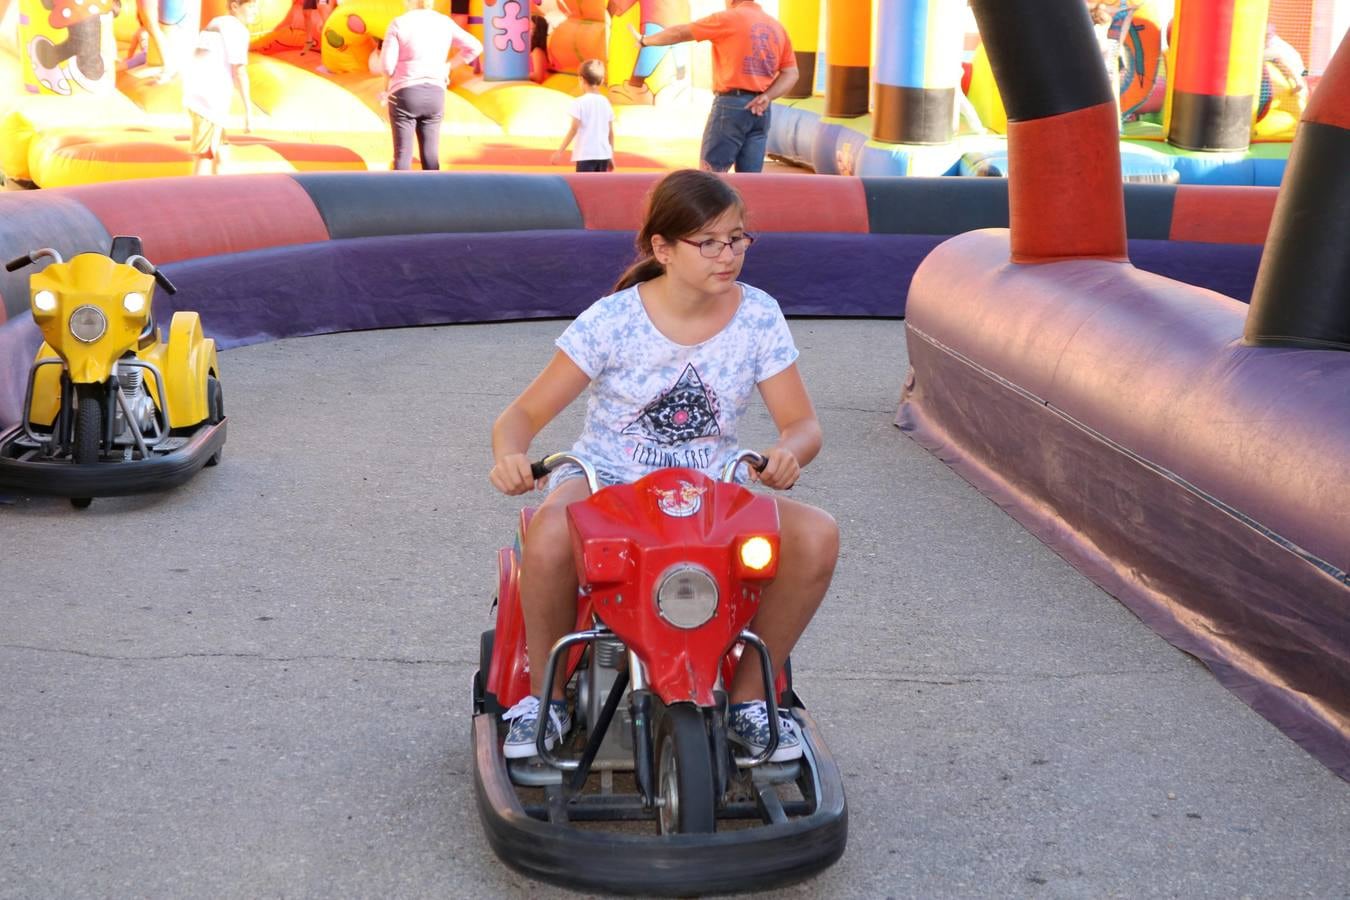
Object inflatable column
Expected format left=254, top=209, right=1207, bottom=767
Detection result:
left=483, top=0, right=529, bottom=80
left=824, top=0, right=868, bottom=117
left=19, top=0, right=116, bottom=95
left=872, top=0, right=963, bottom=144
left=1245, top=33, right=1350, bottom=351
left=972, top=0, right=1125, bottom=261
left=1164, top=0, right=1269, bottom=151
left=779, top=0, right=819, bottom=99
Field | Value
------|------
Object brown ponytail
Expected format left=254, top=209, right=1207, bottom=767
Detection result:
left=610, top=169, right=747, bottom=294
left=613, top=257, right=666, bottom=292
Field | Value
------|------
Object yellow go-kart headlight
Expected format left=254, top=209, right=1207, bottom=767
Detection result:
left=739, top=536, right=774, bottom=571
left=33, top=290, right=58, bottom=313
left=122, top=292, right=146, bottom=315
left=69, top=305, right=108, bottom=343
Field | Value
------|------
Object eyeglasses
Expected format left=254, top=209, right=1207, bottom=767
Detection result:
left=679, top=234, right=756, bottom=258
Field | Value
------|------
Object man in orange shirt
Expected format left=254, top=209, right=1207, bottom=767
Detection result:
left=637, top=0, right=798, bottom=173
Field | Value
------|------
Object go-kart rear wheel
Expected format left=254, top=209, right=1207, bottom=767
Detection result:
left=655, top=704, right=716, bottom=835
left=205, top=376, right=224, bottom=467
left=71, top=385, right=103, bottom=508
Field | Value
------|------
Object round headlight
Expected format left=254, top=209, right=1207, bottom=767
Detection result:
left=655, top=565, right=719, bottom=629
left=122, top=292, right=146, bottom=314
left=69, top=305, right=108, bottom=343
left=739, top=536, right=774, bottom=571
left=33, top=290, right=57, bottom=313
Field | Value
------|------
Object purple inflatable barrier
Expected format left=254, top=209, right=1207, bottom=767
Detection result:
left=899, top=229, right=1350, bottom=778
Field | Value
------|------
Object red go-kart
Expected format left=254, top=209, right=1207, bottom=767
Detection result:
left=472, top=450, right=847, bottom=896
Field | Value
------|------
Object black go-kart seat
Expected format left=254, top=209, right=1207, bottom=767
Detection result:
left=109, top=235, right=143, bottom=263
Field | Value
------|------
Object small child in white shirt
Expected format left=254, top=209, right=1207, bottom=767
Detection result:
left=551, top=59, right=615, bottom=172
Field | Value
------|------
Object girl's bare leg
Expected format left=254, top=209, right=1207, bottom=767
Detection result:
left=728, top=496, right=838, bottom=704
left=518, top=477, right=592, bottom=699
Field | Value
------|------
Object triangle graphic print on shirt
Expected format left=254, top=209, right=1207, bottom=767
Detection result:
left=622, top=364, right=722, bottom=446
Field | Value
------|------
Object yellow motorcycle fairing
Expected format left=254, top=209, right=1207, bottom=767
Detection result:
left=29, top=253, right=156, bottom=386
left=136, top=312, right=220, bottom=429
left=26, top=255, right=219, bottom=431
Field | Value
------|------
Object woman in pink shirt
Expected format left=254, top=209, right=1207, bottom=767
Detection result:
left=380, top=0, right=482, bottom=170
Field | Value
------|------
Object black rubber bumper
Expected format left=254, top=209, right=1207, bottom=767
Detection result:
left=471, top=709, right=849, bottom=896
left=0, top=419, right=227, bottom=498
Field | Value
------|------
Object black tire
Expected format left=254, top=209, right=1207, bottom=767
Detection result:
left=475, top=629, right=502, bottom=716
left=654, top=704, right=716, bottom=835
left=205, top=375, right=224, bottom=467
left=73, top=385, right=102, bottom=465
left=70, top=385, right=102, bottom=508
left=780, top=655, right=797, bottom=708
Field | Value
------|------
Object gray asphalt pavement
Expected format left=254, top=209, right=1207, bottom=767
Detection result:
left=2, top=319, right=1348, bottom=899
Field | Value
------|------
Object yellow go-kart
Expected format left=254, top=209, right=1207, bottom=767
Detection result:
left=0, top=237, right=227, bottom=508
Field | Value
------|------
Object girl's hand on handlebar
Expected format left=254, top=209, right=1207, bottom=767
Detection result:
left=755, top=447, right=800, bottom=491
left=490, top=453, right=538, bottom=495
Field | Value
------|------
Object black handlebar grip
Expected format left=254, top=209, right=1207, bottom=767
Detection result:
left=5, top=255, right=32, bottom=273
left=530, top=460, right=550, bottom=480
left=153, top=270, right=178, bottom=295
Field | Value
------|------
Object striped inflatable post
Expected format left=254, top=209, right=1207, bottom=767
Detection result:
left=969, top=0, right=1126, bottom=262
left=824, top=0, right=869, bottom=117
left=779, top=0, right=820, bottom=99
left=482, top=0, right=529, bottom=81
left=872, top=0, right=964, bottom=144
left=1163, top=0, right=1270, bottom=151
left=1244, top=32, right=1350, bottom=351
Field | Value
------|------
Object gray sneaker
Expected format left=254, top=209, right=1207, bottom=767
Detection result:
left=502, top=695, right=572, bottom=759
left=728, top=700, right=802, bottom=762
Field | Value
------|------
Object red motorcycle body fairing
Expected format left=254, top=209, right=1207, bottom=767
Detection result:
left=488, top=467, right=781, bottom=709
left=487, top=507, right=597, bottom=708
left=566, top=467, right=780, bottom=707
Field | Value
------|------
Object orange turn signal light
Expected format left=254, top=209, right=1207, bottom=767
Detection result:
left=739, top=536, right=774, bottom=571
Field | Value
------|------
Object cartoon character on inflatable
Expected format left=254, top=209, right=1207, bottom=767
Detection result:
left=25, top=0, right=118, bottom=93
left=605, top=0, right=687, bottom=103
left=542, top=0, right=685, bottom=102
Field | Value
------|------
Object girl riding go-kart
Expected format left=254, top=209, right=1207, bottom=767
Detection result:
left=476, top=170, right=846, bottom=894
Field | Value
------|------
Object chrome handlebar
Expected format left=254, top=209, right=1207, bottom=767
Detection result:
left=719, top=449, right=767, bottom=483
left=5, top=247, right=63, bottom=272
left=529, top=449, right=767, bottom=495
left=530, top=452, right=601, bottom=495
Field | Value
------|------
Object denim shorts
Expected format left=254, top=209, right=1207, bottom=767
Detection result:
left=548, top=464, right=625, bottom=493
left=700, top=91, right=771, bottom=174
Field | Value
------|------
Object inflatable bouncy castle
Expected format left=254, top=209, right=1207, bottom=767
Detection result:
left=769, top=0, right=1344, bottom=184
left=0, top=0, right=725, bottom=186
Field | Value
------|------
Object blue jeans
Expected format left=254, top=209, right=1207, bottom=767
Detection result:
left=700, top=91, right=771, bottom=173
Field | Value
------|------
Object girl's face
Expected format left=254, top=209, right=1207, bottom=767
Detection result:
left=655, top=205, right=749, bottom=299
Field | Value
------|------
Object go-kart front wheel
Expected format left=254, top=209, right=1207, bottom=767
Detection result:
left=71, top=385, right=103, bottom=508
left=474, top=629, right=503, bottom=716
left=655, top=704, right=716, bottom=835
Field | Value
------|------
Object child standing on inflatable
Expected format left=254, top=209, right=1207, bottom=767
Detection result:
left=182, top=0, right=258, bottom=176
left=550, top=59, right=615, bottom=172
left=488, top=169, right=839, bottom=762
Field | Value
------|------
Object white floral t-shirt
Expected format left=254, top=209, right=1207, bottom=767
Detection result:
left=553, top=282, right=799, bottom=486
